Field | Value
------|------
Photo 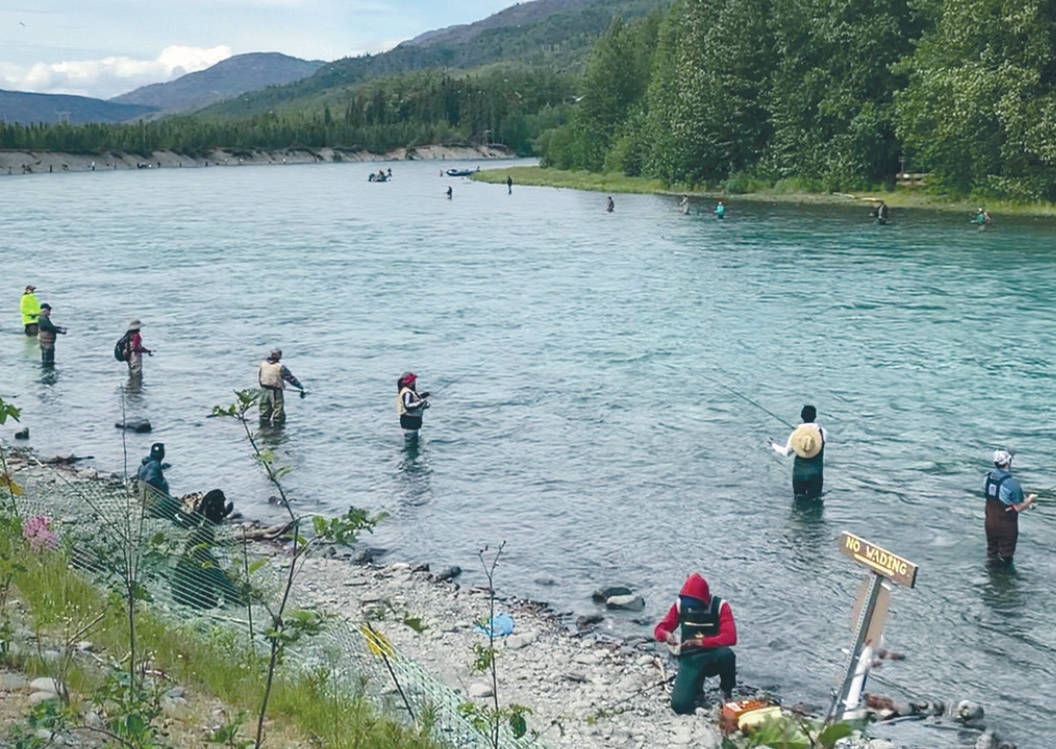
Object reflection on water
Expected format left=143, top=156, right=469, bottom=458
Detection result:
left=396, top=436, right=432, bottom=507
left=981, top=562, right=1025, bottom=615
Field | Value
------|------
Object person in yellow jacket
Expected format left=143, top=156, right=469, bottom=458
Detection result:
left=257, top=349, right=304, bottom=424
left=20, top=284, right=41, bottom=336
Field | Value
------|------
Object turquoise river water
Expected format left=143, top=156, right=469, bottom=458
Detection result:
left=2, top=160, right=1055, bottom=746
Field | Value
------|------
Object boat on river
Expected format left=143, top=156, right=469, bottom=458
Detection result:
left=445, top=167, right=478, bottom=177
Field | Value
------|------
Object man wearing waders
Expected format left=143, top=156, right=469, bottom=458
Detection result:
left=654, top=572, right=737, bottom=714
left=768, top=405, right=826, bottom=500
left=396, top=372, right=430, bottom=438
left=257, top=349, right=304, bottom=424
left=983, top=450, right=1036, bottom=565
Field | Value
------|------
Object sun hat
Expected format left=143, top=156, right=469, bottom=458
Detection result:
left=127, top=319, right=142, bottom=332
left=398, top=372, right=417, bottom=387
left=789, top=424, right=823, bottom=458
left=992, top=449, right=1013, bottom=467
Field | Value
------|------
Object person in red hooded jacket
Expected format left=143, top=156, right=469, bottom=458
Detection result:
left=654, top=572, right=737, bottom=713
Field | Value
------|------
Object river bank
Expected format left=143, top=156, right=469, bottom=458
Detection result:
left=472, top=166, right=1056, bottom=218
left=0, top=143, right=513, bottom=176
left=2, top=451, right=1022, bottom=748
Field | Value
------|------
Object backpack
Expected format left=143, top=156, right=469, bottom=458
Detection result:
left=114, top=333, right=131, bottom=362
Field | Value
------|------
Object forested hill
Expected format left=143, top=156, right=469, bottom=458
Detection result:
left=542, top=0, right=1056, bottom=201
left=111, top=53, right=324, bottom=114
left=197, top=0, right=667, bottom=119
left=0, top=90, right=155, bottom=125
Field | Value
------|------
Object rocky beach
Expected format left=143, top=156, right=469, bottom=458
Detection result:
left=0, top=451, right=1025, bottom=749
left=0, top=143, right=513, bottom=176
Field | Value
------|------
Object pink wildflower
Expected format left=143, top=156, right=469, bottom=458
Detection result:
left=22, top=515, right=58, bottom=552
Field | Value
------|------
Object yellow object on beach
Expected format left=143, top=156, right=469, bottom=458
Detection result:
left=788, top=424, right=823, bottom=458
left=737, top=705, right=783, bottom=731
left=361, top=625, right=394, bottom=657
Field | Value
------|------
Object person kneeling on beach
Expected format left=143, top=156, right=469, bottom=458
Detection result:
left=654, top=572, right=737, bottom=714
left=137, top=442, right=180, bottom=520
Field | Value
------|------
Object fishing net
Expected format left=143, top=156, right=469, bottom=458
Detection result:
left=7, top=458, right=542, bottom=748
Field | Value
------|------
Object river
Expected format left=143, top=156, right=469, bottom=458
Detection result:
left=3, top=160, right=1054, bottom=746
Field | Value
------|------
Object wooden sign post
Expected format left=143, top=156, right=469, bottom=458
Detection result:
left=827, top=533, right=919, bottom=722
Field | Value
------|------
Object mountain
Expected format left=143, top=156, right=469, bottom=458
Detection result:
left=0, top=90, right=156, bottom=125
left=198, top=0, right=667, bottom=118
left=111, top=52, right=324, bottom=114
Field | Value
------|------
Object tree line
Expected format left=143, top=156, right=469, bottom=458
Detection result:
left=541, top=0, right=1056, bottom=200
left=0, top=68, right=575, bottom=158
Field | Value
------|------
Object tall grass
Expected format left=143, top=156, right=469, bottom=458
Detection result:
left=4, top=528, right=443, bottom=749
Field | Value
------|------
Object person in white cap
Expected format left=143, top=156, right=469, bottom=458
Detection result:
left=768, top=405, right=827, bottom=501
left=983, top=450, right=1036, bottom=565
left=257, top=349, right=304, bottom=424
left=124, top=320, right=152, bottom=377
left=20, top=284, right=41, bottom=336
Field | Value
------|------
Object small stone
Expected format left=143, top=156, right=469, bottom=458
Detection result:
left=76, top=640, right=93, bottom=652
left=592, top=585, right=632, bottom=603
left=534, top=577, right=556, bottom=586
left=29, top=677, right=59, bottom=693
left=507, top=632, right=537, bottom=650
left=636, top=654, right=655, bottom=666
left=955, top=699, right=984, bottom=723
left=576, top=613, right=604, bottom=631
left=563, top=671, right=588, bottom=683
left=468, top=682, right=493, bottom=699
left=671, top=723, right=693, bottom=744
left=114, top=418, right=152, bottom=433
left=411, top=563, right=430, bottom=573
left=974, top=731, right=1000, bottom=749
left=14, top=428, right=29, bottom=439
left=605, top=594, right=645, bottom=611
left=28, top=691, right=59, bottom=706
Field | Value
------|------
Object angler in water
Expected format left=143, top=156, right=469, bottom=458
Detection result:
left=396, top=372, right=430, bottom=439
left=768, top=405, right=826, bottom=501
left=257, top=349, right=305, bottom=425
left=983, top=449, right=1036, bottom=565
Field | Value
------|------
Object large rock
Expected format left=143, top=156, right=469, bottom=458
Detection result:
left=28, top=691, right=59, bottom=706
left=114, top=418, right=151, bottom=433
left=605, top=594, right=645, bottom=611
left=29, top=677, right=59, bottom=693
left=468, top=682, right=494, bottom=699
left=432, top=565, right=462, bottom=582
left=592, top=585, right=632, bottom=603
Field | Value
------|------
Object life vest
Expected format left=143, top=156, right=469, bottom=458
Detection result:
left=677, top=595, right=724, bottom=652
left=259, top=361, right=284, bottom=389
left=396, top=387, right=422, bottom=416
left=984, top=470, right=1011, bottom=503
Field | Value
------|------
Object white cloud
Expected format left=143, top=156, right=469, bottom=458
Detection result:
left=0, top=45, right=232, bottom=100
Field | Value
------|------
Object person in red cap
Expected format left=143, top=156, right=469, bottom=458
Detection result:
left=396, top=372, right=430, bottom=437
left=654, top=572, right=737, bottom=713
left=20, top=284, right=41, bottom=336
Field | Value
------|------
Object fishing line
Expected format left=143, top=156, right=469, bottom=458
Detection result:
left=699, top=371, right=796, bottom=430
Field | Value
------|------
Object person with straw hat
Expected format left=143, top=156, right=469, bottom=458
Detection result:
left=767, top=405, right=827, bottom=501
left=983, top=449, right=1036, bottom=565
left=20, top=284, right=41, bottom=336
left=124, top=319, right=152, bottom=377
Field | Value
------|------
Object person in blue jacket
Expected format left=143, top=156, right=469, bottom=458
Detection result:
left=983, top=450, right=1036, bottom=564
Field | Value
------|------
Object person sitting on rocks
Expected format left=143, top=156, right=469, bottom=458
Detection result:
left=171, top=489, right=244, bottom=609
left=137, top=442, right=180, bottom=520
left=654, top=572, right=737, bottom=714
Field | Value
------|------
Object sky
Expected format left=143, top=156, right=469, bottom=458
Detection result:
left=0, top=0, right=519, bottom=100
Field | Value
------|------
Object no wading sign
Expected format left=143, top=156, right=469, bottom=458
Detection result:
left=828, top=532, right=919, bottom=722
left=838, top=532, right=918, bottom=588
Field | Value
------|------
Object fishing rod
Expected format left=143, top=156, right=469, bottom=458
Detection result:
left=699, top=371, right=796, bottom=430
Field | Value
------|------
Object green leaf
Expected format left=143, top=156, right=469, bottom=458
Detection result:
left=248, top=559, right=267, bottom=574
left=509, top=711, right=527, bottom=738
left=818, top=722, right=853, bottom=747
